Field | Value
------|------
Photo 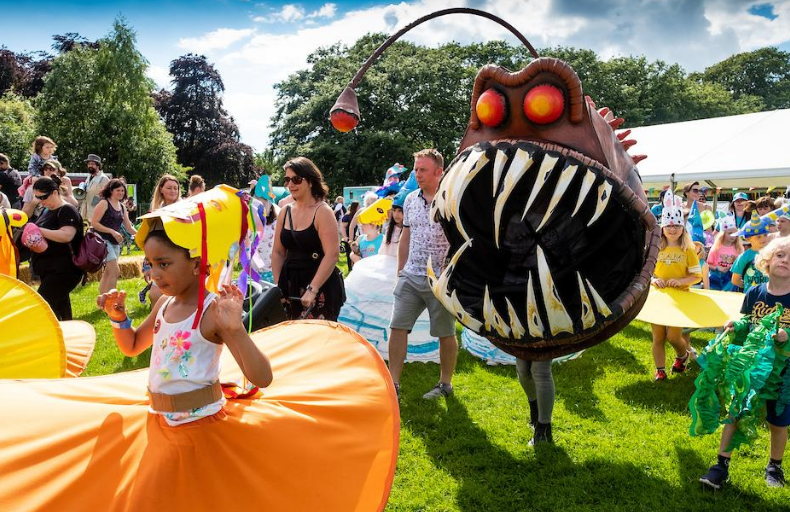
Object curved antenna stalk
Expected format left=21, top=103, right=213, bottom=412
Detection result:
left=330, top=7, right=538, bottom=132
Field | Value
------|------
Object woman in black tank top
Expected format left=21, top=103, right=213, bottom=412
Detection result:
left=271, top=157, right=345, bottom=320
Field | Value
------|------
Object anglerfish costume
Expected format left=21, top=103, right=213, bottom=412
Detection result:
left=331, top=8, right=659, bottom=360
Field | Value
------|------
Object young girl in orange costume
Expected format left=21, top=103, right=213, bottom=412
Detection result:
left=98, top=227, right=272, bottom=426
left=650, top=193, right=702, bottom=381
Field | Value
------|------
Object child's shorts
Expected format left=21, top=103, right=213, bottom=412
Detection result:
left=766, top=399, right=790, bottom=427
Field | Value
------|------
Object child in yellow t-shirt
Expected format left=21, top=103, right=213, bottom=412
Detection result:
left=651, top=194, right=702, bottom=381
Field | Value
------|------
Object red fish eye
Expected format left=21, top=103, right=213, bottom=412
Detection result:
left=476, top=88, right=507, bottom=127
left=523, top=84, right=564, bottom=124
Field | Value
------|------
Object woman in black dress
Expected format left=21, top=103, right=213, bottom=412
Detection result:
left=271, top=157, right=344, bottom=320
left=29, top=176, right=84, bottom=320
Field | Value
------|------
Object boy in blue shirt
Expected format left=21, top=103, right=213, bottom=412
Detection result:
left=700, top=236, right=790, bottom=489
left=731, top=210, right=771, bottom=292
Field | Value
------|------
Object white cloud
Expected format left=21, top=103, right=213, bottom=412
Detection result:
left=308, top=3, right=337, bottom=19
left=178, top=28, right=255, bottom=53
left=279, top=4, right=306, bottom=22
left=705, top=0, right=790, bottom=50
left=187, top=0, right=790, bottom=151
left=253, top=2, right=337, bottom=23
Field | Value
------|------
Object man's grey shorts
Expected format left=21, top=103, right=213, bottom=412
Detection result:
left=390, top=271, right=456, bottom=338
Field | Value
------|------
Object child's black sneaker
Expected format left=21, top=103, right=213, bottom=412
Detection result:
left=765, top=462, right=785, bottom=488
left=699, top=463, right=729, bottom=490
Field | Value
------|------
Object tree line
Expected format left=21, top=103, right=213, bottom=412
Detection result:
left=2, top=21, right=789, bottom=199
left=270, top=35, right=790, bottom=194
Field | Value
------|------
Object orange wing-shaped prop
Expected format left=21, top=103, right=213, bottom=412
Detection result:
left=0, top=321, right=399, bottom=511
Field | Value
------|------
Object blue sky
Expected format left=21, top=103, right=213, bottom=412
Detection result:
left=2, top=0, right=789, bottom=151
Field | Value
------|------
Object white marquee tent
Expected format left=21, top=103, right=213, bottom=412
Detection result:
left=625, top=108, right=790, bottom=192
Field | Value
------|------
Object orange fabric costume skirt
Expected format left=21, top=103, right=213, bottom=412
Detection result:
left=0, top=320, right=399, bottom=511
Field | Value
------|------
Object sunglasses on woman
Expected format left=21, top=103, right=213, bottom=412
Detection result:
left=283, top=175, right=305, bottom=185
left=35, top=191, right=53, bottom=201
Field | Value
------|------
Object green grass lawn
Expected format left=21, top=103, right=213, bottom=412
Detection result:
left=70, top=277, right=790, bottom=511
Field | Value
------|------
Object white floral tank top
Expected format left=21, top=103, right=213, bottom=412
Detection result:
left=148, top=293, right=226, bottom=426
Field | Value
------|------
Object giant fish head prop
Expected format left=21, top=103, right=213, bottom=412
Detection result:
left=331, top=8, right=659, bottom=360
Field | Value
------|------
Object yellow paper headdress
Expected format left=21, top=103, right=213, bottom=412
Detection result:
left=136, top=185, right=248, bottom=326
left=357, top=198, right=393, bottom=226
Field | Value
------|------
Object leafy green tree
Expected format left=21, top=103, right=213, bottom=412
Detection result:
left=255, top=149, right=281, bottom=181
left=270, top=34, right=478, bottom=193
left=271, top=37, right=776, bottom=191
left=0, top=91, right=36, bottom=169
left=696, top=47, right=790, bottom=109
left=155, top=54, right=254, bottom=187
left=36, top=19, right=182, bottom=198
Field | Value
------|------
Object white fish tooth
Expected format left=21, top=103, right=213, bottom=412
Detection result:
left=585, top=278, right=613, bottom=317
left=587, top=181, right=613, bottom=227
left=450, top=289, right=483, bottom=332
left=483, top=285, right=511, bottom=337
left=431, top=172, right=452, bottom=222
left=491, top=149, right=508, bottom=197
left=572, top=170, right=596, bottom=218
left=426, top=256, right=442, bottom=297
left=576, top=272, right=596, bottom=330
left=537, top=246, right=574, bottom=336
left=537, top=163, right=578, bottom=231
left=428, top=257, right=456, bottom=317
left=427, top=239, right=472, bottom=301
left=452, top=152, right=489, bottom=241
left=505, top=297, right=525, bottom=339
left=493, top=148, right=534, bottom=248
left=445, top=149, right=485, bottom=220
left=526, top=273, right=545, bottom=338
left=433, top=155, right=466, bottom=221
left=522, top=154, right=559, bottom=220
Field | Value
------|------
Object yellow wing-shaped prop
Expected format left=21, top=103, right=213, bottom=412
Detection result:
left=0, top=273, right=65, bottom=378
left=635, top=286, right=744, bottom=328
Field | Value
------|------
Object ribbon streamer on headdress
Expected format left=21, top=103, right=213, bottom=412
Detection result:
left=193, top=203, right=208, bottom=330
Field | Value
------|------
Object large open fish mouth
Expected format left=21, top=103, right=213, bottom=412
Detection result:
left=428, top=139, right=657, bottom=360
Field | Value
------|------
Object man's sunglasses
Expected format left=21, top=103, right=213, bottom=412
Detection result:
left=35, top=191, right=53, bottom=201
left=283, top=176, right=305, bottom=185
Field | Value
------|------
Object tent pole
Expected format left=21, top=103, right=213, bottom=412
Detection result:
left=706, top=180, right=718, bottom=212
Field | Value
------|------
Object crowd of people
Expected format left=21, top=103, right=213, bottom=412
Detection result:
left=1, top=136, right=789, bottom=490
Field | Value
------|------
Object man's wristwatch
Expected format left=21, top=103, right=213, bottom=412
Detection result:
left=305, top=284, right=316, bottom=293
